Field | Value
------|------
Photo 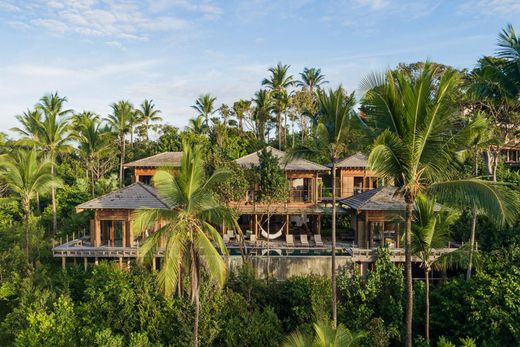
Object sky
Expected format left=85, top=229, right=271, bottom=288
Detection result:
left=0, top=0, right=519, bottom=133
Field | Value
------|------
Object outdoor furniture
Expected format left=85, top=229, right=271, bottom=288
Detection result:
left=286, top=234, right=294, bottom=247
left=223, top=234, right=230, bottom=244
left=226, top=230, right=235, bottom=240
left=300, top=234, right=309, bottom=247
left=250, top=234, right=257, bottom=246
left=314, top=234, right=324, bottom=247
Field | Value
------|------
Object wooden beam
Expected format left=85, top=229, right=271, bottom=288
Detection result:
left=285, top=214, right=289, bottom=235
left=83, top=257, right=88, bottom=271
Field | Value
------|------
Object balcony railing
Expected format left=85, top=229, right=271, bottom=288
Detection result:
left=321, top=187, right=374, bottom=199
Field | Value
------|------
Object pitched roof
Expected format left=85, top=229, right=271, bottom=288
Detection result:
left=124, top=152, right=183, bottom=168
left=333, top=152, right=369, bottom=168
left=234, top=146, right=329, bottom=172
left=340, top=186, right=441, bottom=212
left=76, top=182, right=170, bottom=211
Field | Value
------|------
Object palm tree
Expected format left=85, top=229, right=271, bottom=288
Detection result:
left=361, top=63, right=518, bottom=347
left=294, top=86, right=357, bottom=326
left=252, top=89, right=273, bottom=142
left=187, top=115, right=208, bottom=135
left=283, top=320, right=365, bottom=347
left=232, top=99, right=251, bottom=131
left=73, top=113, right=113, bottom=196
left=411, top=194, right=458, bottom=343
left=11, top=109, right=43, bottom=138
left=262, top=62, right=294, bottom=148
left=135, top=99, right=162, bottom=142
left=107, top=101, right=134, bottom=187
left=191, top=94, right=217, bottom=130
left=26, top=93, right=73, bottom=235
left=297, top=67, right=328, bottom=95
left=132, top=141, right=235, bottom=347
left=0, top=150, right=59, bottom=261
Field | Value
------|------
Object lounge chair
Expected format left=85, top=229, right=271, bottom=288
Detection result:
left=250, top=234, right=257, bottom=246
left=314, top=234, right=324, bottom=247
left=300, top=234, right=309, bottom=247
left=286, top=234, right=294, bottom=247
left=226, top=230, right=235, bottom=240
left=223, top=234, right=230, bottom=244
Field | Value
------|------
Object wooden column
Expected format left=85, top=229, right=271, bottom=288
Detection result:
left=152, top=257, right=156, bottom=271
left=61, top=257, right=66, bottom=269
left=119, top=257, right=123, bottom=269
left=127, top=220, right=133, bottom=248
left=285, top=214, right=290, bottom=235
left=122, top=220, right=126, bottom=248
left=380, top=222, right=384, bottom=247
left=396, top=223, right=401, bottom=248
left=317, top=215, right=322, bottom=235
left=254, top=214, right=258, bottom=237
left=94, top=217, right=101, bottom=247
left=364, top=212, right=369, bottom=248
left=83, top=257, right=88, bottom=271
left=369, top=222, right=374, bottom=248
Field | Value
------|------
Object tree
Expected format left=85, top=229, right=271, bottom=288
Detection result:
left=296, top=86, right=358, bottom=327
left=132, top=141, right=235, bottom=347
left=282, top=320, right=365, bottom=347
left=412, top=194, right=458, bottom=343
left=252, top=90, right=273, bottom=143
left=0, top=150, right=59, bottom=260
left=187, top=115, right=208, bottom=135
left=191, top=94, right=217, bottom=130
left=232, top=99, right=252, bottom=131
left=256, top=148, right=289, bottom=275
left=135, top=99, right=162, bottom=143
left=107, top=101, right=134, bottom=187
left=297, top=67, right=328, bottom=95
left=361, top=62, right=518, bottom=347
left=262, top=62, right=294, bottom=148
left=73, top=113, right=114, bottom=197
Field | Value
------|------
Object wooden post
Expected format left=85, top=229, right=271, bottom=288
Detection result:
left=95, top=257, right=99, bottom=265
left=254, top=214, right=258, bottom=237
left=369, top=222, right=374, bottom=248
left=94, top=214, right=101, bottom=247
left=61, top=257, right=66, bottom=269
left=122, top=220, right=126, bottom=248
left=380, top=223, right=384, bottom=247
left=83, top=257, right=88, bottom=271
left=396, top=223, right=401, bottom=248
left=364, top=212, right=369, bottom=248
left=152, top=257, right=156, bottom=271
left=127, top=220, right=133, bottom=248
left=119, top=257, right=123, bottom=269
left=317, top=215, right=322, bottom=235
left=285, top=214, right=289, bottom=235
left=109, top=222, right=114, bottom=247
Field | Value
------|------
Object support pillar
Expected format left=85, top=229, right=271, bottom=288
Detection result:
left=369, top=222, right=374, bottom=248
left=83, top=257, right=88, bottom=271
left=95, top=257, right=99, bottom=265
left=380, top=223, right=384, bottom=247
left=254, top=214, right=258, bottom=237
left=119, top=257, right=123, bottom=269
left=152, top=257, right=156, bottom=271
left=285, top=214, right=289, bottom=235
left=61, top=257, right=66, bottom=270
left=396, top=223, right=401, bottom=248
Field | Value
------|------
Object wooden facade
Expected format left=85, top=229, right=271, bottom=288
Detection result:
left=351, top=210, right=401, bottom=249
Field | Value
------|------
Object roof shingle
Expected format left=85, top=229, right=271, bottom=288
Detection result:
left=124, top=152, right=183, bottom=168
left=235, top=146, right=329, bottom=172
left=333, top=152, right=369, bottom=168
left=76, top=182, right=170, bottom=211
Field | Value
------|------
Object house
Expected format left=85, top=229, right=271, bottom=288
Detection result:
left=502, top=140, right=520, bottom=166
left=124, top=152, right=182, bottom=184
left=326, top=152, right=381, bottom=199
left=233, top=146, right=335, bottom=238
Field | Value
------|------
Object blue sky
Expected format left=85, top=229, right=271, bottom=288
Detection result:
left=0, top=0, right=518, bottom=132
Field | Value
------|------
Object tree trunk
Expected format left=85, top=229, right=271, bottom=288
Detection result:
left=193, top=285, right=200, bottom=347
left=466, top=209, right=477, bottom=280
left=24, top=202, right=30, bottom=263
left=277, top=112, right=282, bottom=149
left=425, top=267, right=430, bottom=344
left=331, top=161, right=337, bottom=327
left=119, top=134, right=125, bottom=187
left=91, top=168, right=96, bottom=197
left=405, top=201, right=414, bottom=347
left=191, top=247, right=200, bottom=347
left=51, top=163, right=57, bottom=235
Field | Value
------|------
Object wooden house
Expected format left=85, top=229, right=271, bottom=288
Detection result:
left=124, top=152, right=182, bottom=184
left=328, top=152, right=380, bottom=199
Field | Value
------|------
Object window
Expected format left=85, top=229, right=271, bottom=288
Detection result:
left=290, top=178, right=312, bottom=202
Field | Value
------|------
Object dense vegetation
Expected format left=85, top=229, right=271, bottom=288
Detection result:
left=1, top=25, right=520, bottom=346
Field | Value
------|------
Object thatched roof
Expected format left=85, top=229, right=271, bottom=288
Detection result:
left=235, top=146, right=329, bottom=172
left=124, top=152, right=183, bottom=168
left=332, top=152, right=369, bottom=168
left=76, top=182, right=170, bottom=212
left=340, top=186, right=441, bottom=212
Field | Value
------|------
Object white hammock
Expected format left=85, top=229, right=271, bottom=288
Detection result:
left=259, top=222, right=285, bottom=240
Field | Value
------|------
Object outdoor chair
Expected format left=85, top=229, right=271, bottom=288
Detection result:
left=300, top=234, right=309, bottom=247
left=286, top=234, right=294, bottom=247
left=250, top=234, right=257, bottom=246
left=314, top=234, right=324, bottom=247
left=223, top=234, right=230, bottom=244
left=226, top=229, right=235, bottom=240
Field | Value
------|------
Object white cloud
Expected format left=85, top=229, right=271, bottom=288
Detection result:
left=353, top=0, right=389, bottom=10
left=459, top=0, right=520, bottom=16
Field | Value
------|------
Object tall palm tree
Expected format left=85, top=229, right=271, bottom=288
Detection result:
left=11, top=109, right=42, bottom=138
left=26, top=93, right=73, bottom=235
left=283, top=320, right=365, bottom=347
left=297, top=67, right=328, bottom=95
left=135, top=99, right=162, bottom=142
left=187, top=115, right=208, bottom=135
left=133, top=142, right=234, bottom=347
left=232, top=99, right=251, bottom=131
left=293, top=87, right=357, bottom=326
left=0, top=150, right=59, bottom=261
left=262, top=62, right=294, bottom=148
left=411, top=194, right=458, bottom=343
left=191, top=94, right=217, bottom=130
left=252, top=89, right=273, bottom=143
left=361, top=63, right=518, bottom=347
left=107, top=100, right=134, bottom=188
left=73, top=113, right=113, bottom=197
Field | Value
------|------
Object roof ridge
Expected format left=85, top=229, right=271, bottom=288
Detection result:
left=76, top=182, right=142, bottom=208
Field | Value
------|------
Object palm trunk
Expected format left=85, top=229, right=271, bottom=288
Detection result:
left=191, top=246, right=200, bottom=347
left=331, top=160, right=337, bottom=327
left=425, top=266, right=430, bottom=343
left=24, top=202, right=30, bottom=263
left=194, top=287, right=200, bottom=347
left=466, top=210, right=477, bottom=280
left=119, top=134, right=125, bottom=187
left=51, top=163, right=57, bottom=235
left=36, top=193, right=40, bottom=214
left=91, top=167, right=96, bottom=197
left=277, top=112, right=282, bottom=149
left=405, top=201, right=414, bottom=347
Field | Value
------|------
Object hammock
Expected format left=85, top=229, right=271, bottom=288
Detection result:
left=259, top=222, right=286, bottom=240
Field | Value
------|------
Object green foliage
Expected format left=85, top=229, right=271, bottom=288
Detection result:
left=337, top=248, right=403, bottom=346
left=257, top=147, right=289, bottom=204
